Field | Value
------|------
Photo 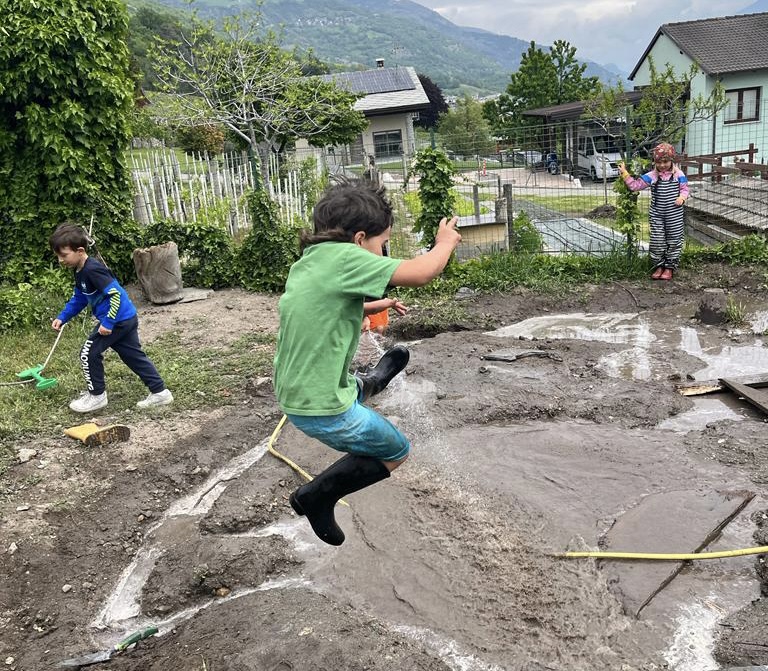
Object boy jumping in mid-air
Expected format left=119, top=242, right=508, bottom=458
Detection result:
left=274, top=179, right=460, bottom=545
left=50, top=223, right=173, bottom=413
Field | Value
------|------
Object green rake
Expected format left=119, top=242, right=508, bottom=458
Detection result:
left=15, top=325, right=66, bottom=390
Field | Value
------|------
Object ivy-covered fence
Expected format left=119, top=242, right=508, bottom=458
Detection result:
left=0, top=0, right=137, bottom=285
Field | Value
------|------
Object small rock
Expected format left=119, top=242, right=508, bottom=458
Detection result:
left=5, top=657, right=14, bottom=666
left=695, top=293, right=728, bottom=325
left=15, top=505, right=29, bottom=512
left=62, top=584, right=72, bottom=593
left=17, top=448, right=37, bottom=463
left=8, top=542, right=18, bottom=555
left=125, top=465, right=138, bottom=472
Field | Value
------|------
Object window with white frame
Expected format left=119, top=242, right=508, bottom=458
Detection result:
left=373, top=130, right=403, bottom=159
left=724, top=87, right=760, bottom=123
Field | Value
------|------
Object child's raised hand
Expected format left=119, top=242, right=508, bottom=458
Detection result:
left=391, top=299, right=408, bottom=316
left=435, top=216, right=461, bottom=249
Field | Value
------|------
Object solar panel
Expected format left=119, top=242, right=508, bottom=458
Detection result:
left=325, top=68, right=415, bottom=95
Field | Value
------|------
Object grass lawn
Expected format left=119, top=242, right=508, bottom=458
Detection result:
left=0, top=319, right=275, bottom=475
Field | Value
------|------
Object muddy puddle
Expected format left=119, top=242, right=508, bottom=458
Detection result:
left=77, top=312, right=768, bottom=671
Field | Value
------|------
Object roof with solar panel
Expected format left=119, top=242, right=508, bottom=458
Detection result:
left=321, top=65, right=429, bottom=115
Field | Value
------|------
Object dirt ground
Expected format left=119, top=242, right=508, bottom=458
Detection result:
left=2, top=261, right=768, bottom=671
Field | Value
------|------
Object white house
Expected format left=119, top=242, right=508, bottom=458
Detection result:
left=629, top=12, right=768, bottom=159
left=296, top=62, right=430, bottom=168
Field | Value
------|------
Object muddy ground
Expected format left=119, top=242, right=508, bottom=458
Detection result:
left=1, top=261, right=768, bottom=671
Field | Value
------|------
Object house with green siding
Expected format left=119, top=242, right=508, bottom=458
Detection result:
left=629, top=12, right=768, bottom=161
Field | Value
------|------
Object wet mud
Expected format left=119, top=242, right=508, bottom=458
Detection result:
left=2, top=263, right=768, bottom=671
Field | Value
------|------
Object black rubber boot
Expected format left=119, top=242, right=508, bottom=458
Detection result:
left=289, top=454, right=391, bottom=545
left=357, top=346, right=410, bottom=401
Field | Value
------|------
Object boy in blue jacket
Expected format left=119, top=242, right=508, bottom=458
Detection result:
left=50, top=223, right=173, bottom=413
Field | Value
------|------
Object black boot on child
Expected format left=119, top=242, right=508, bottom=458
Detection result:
left=357, top=346, right=410, bottom=401
left=290, top=454, right=391, bottom=545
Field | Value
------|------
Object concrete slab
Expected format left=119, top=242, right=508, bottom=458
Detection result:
left=601, top=489, right=754, bottom=617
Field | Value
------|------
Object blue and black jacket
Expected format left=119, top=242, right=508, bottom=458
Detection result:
left=56, top=257, right=137, bottom=330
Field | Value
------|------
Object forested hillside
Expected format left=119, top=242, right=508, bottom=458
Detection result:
left=142, top=0, right=623, bottom=95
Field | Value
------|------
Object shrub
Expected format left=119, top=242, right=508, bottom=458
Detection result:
left=405, top=148, right=456, bottom=248
left=236, top=190, right=301, bottom=292
left=176, top=124, right=226, bottom=156
left=510, top=211, right=543, bottom=254
left=0, top=268, right=71, bottom=333
left=140, top=219, right=236, bottom=288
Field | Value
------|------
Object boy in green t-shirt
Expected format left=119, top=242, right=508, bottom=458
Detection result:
left=274, top=179, right=460, bottom=545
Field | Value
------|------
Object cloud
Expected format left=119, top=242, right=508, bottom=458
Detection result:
left=411, top=0, right=753, bottom=71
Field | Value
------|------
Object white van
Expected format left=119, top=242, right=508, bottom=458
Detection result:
left=576, top=133, right=623, bottom=181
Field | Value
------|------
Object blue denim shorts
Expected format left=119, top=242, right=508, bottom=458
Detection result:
left=287, top=399, right=410, bottom=462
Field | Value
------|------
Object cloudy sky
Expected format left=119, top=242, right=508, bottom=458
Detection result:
left=408, top=0, right=761, bottom=72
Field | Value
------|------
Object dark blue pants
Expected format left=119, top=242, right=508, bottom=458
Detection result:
left=79, top=316, right=165, bottom=395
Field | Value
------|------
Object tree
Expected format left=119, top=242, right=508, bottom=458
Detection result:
left=550, top=40, right=600, bottom=105
left=483, top=40, right=599, bottom=142
left=127, top=5, right=186, bottom=91
left=585, top=58, right=726, bottom=155
left=415, top=73, right=448, bottom=129
left=149, top=8, right=367, bottom=185
left=437, top=95, right=495, bottom=157
left=0, top=0, right=135, bottom=284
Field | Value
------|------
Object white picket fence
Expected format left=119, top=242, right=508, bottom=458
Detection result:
left=129, top=148, right=309, bottom=234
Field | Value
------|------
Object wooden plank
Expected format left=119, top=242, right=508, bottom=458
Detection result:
left=720, top=378, right=768, bottom=415
left=677, top=373, right=768, bottom=396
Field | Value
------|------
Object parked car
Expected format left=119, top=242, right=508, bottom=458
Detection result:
left=509, top=150, right=542, bottom=166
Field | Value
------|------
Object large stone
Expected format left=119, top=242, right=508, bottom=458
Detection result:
left=132, top=241, right=183, bottom=305
left=695, top=289, right=728, bottom=324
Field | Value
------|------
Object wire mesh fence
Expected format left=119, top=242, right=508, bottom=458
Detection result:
left=128, top=103, right=768, bottom=262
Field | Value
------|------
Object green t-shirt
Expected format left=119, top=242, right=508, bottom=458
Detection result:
left=274, top=241, right=402, bottom=416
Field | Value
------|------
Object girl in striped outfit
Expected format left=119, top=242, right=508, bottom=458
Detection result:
left=619, top=142, right=689, bottom=280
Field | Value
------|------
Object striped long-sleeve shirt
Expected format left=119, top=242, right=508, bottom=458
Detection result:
left=623, top=166, right=689, bottom=199
left=56, top=256, right=137, bottom=330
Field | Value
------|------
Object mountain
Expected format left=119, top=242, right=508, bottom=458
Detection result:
left=737, top=0, right=768, bottom=13
left=145, top=0, right=624, bottom=95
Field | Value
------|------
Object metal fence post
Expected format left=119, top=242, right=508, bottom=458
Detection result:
left=503, top=183, right=515, bottom=251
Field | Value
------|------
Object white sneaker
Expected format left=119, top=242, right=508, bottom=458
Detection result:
left=137, top=388, right=174, bottom=409
left=69, top=391, right=108, bottom=413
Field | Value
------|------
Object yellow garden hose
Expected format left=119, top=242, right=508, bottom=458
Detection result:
left=267, top=413, right=349, bottom=507
left=559, top=546, right=768, bottom=561
left=267, top=418, right=766, bottom=546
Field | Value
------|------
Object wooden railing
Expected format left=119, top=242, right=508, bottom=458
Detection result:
left=678, top=143, right=761, bottom=181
